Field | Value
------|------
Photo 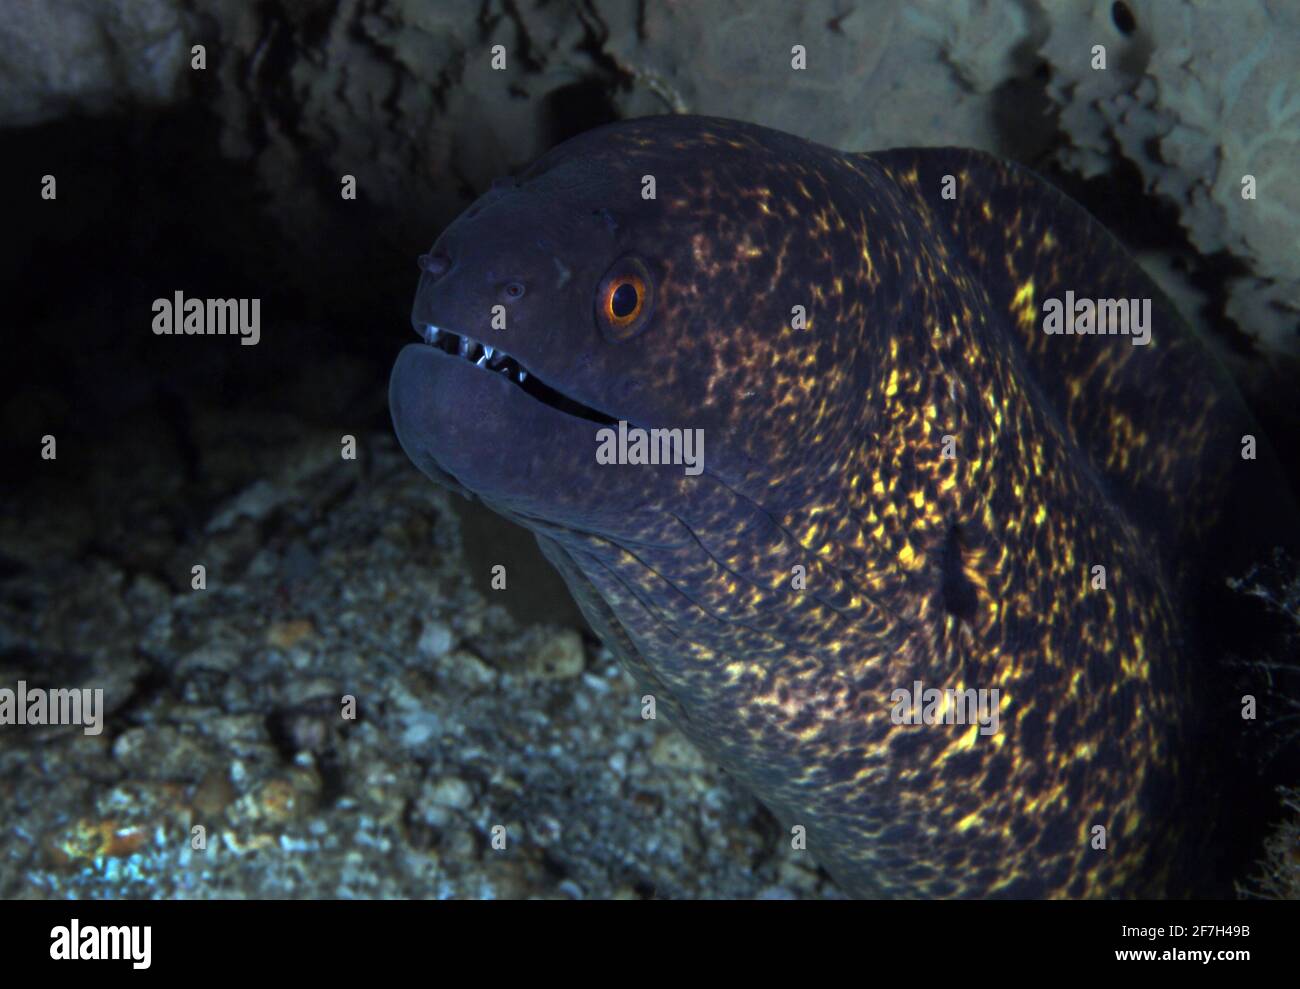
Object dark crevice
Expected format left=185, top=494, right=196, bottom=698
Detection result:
left=1112, top=1, right=1138, bottom=36
left=542, top=77, right=620, bottom=147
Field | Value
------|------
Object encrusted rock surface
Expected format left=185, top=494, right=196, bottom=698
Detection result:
left=1042, top=0, right=1300, bottom=360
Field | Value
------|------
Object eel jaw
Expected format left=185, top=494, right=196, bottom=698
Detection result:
left=420, top=323, right=617, bottom=426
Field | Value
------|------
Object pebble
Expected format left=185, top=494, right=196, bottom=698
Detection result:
left=526, top=629, right=585, bottom=680
left=417, top=620, right=455, bottom=658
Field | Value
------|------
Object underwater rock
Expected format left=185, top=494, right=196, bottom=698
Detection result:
left=1042, top=0, right=1300, bottom=358
left=0, top=0, right=191, bottom=127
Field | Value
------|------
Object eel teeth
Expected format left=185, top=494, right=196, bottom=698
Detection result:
left=419, top=325, right=546, bottom=396
left=415, top=322, right=615, bottom=425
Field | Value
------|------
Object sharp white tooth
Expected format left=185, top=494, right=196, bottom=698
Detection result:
left=459, top=337, right=471, bottom=357
left=425, top=324, right=441, bottom=343
left=518, top=370, right=527, bottom=383
left=476, top=354, right=488, bottom=367
left=483, top=345, right=494, bottom=359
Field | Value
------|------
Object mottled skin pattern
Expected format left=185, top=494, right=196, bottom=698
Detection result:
left=389, top=115, right=1281, bottom=898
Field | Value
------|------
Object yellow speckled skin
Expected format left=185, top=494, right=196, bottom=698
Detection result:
left=391, top=116, right=1290, bottom=898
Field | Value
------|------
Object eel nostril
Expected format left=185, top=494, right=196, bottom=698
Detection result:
left=418, top=252, right=451, bottom=277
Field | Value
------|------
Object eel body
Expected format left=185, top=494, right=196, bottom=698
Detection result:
left=389, top=115, right=1287, bottom=897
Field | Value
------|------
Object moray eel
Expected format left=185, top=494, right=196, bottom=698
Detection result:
left=389, top=115, right=1291, bottom=898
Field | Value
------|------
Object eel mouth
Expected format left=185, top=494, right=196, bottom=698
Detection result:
left=418, top=322, right=617, bottom=426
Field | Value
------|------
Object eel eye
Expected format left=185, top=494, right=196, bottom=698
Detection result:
left=611, top=282, right=639, bottom=319
left=596, top=256, right=654, bottom=341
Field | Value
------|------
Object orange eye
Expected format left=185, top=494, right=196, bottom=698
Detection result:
left=604, top=276, right=644, bottom=326
left=595, top=256, right=655, bottom=342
